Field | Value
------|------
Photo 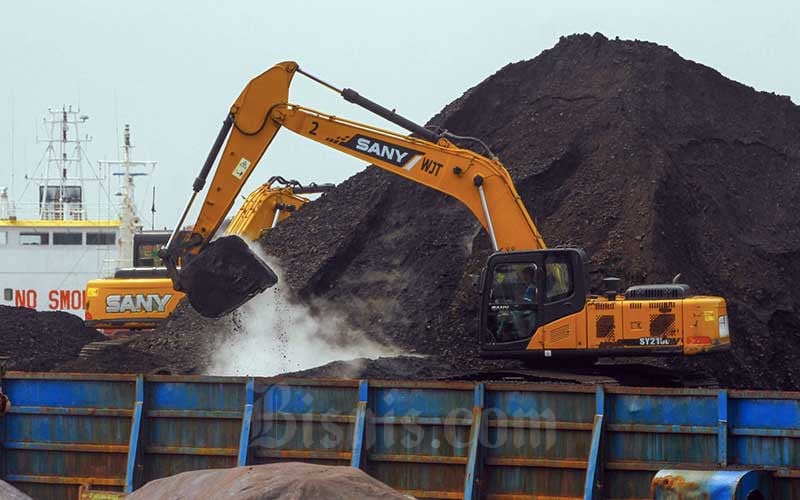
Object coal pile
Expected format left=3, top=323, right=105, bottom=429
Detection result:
left=261, top=33, right=800, bottom=389
left=288, top=356, right=467, bottom=380
left=0, top=306, right=104, bottom=371
left=55, top=344, right=172, bottom=374
left=55, top=302, right=237, bottom=374
left=65, top=34, right=800, bottom=389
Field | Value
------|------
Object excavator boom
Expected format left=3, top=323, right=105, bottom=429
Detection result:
left=166, top=62, right=542, bottom=257
left=162, top=61, right=545, bottom=316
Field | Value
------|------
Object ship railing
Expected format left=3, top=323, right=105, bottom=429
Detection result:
left=3, top=201, right=119, bottom=222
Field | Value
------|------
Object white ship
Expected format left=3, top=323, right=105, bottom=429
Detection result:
left=0, top=106, right=155, bottom=313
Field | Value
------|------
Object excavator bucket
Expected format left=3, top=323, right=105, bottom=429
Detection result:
left=179, top=236, right=278, bottom=318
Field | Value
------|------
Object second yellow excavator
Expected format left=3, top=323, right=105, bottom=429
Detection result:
left=160, top=62, right=731, bottom=359
left=84, top=177, right=332, bottom=330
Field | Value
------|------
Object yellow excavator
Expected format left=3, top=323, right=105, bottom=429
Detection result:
left=84, top=177, right=332, bottom=330
left=160, top=61, right=730, bottom=358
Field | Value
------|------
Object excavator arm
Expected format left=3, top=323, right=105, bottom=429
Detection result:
left=162, top=61, right=545, bottom=317
left=272, top=105, right=544, bottom=251
left=168, top=61, right=543, bottom=256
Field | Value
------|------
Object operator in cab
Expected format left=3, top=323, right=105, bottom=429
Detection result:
left=488, top=264, right=539, bottom=343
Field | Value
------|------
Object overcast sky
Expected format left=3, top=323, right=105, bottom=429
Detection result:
left=1, top=1, right=797, bottom=229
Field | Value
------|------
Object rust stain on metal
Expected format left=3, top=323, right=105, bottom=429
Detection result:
left=650, top=473, right=708, bottom=499
left=368, top=453, right=468, bottom=465
left=399, top=488, right=463, bottom=499
left=485, top=381, right=596, bottom=393
left=255, top=376, right=360, bottom=388
left=143, top=445, right=238, bottom=456
left=79, top=484, right=126, bottom=500
left=369, top=380, right=474, bottom=390
left=5, top=371, right=138, bottom=381
left=255, top=449, right=352, bottom=461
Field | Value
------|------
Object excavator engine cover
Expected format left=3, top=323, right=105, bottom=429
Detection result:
left=180, top=236, right=278, bottom=318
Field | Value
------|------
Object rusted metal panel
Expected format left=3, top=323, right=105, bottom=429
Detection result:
left=729, top=394, right=800, bottom=469
left=366, top=385, right=473, bottom=498
left=487, top=388, right=596, bottom=423
left=605, top=392, right=719, bottom=472
left=4, top=373, right=800, bottom=499
left=4, top=377, right=136, bottom=408
left=4, top=415, right=131, bottom=446
left=482, top=386, right=595, bottom=499
left=2, top=374, right=136, bottom=500
left=367, top=462, right=465, bottom=497
left=774, top=477, right=800, bottom=499
left=604, top=469, right=655, bottom=499
left=248, top=381, right=359, bottom=470
left=141, top=454, right=236, bottom=483
left=483, top=464, right=586, bottom=498
left=607, top=393, right=718, bottom=426
left=139, top=378, right=246, bottom=485
left=607, top=431, right=718, bottom=464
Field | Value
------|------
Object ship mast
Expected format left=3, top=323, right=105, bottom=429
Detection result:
left=28, top=106, right=95, bottom=220
left=99, top=125, right=156, bottom=268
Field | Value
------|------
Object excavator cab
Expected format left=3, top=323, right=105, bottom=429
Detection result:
left=479, top=249, right=590, bottom=356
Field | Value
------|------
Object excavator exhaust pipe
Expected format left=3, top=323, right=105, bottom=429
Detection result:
left=179, top=236, right=278, bottom=318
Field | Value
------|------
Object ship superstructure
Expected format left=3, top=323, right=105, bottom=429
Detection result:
left=0, top=107, right=154, bottom=312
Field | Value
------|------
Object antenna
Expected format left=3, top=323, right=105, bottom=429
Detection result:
left=113, top=90, right=119, bottom=159
left=151, top=185, right=156, bottom=230
left=9, top=95, right=14, bottom=198
left=100, top=124, right=156, bottom=267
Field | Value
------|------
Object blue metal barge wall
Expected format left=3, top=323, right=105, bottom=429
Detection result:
left=1, top=372, right=800, bottom=499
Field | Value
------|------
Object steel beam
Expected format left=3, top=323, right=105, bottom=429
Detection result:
left=350, top=380, right=369, bottom=469
left=238, top=378, right=255, bottom=466
left=718, top=389, right=728, bottom=467
left=583, top=385, right=605, bottom=500
left=124, top=374, right=144, bottom=493
left=464, top=383, right=486, bottom=500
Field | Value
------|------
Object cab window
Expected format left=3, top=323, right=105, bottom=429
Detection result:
left=486, top=263, right=538, bottom=343
left=135, top=242, right=163, bottom=267
left=545, top=255, right=572, bottom=301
